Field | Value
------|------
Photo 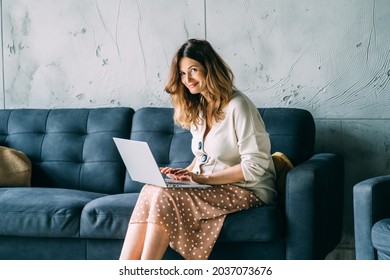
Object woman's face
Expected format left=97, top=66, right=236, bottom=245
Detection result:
left=179, top=57, right=207, bottom=96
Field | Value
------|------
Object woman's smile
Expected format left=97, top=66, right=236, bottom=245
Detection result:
left=187, top=82, right=198, bottom=89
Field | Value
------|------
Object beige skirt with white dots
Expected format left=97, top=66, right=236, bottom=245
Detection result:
left=129, top=184, right=263, bottom=260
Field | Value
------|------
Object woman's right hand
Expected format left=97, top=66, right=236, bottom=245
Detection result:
left=160, top=167, right=191, bottom=181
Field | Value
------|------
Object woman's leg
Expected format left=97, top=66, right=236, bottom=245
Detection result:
left=140, top=223, right=170, bottom=260
left=119, top=223, right=147, bottom=260
left=119, top=223, right=170, bottom=260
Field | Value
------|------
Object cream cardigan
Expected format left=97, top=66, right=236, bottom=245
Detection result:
left=190, top=91, right=277, bottom=204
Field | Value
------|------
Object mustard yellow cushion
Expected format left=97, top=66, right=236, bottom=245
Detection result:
left=272, top=152, right=293, bottom=204
left=0, top=146, right=32, bottom=186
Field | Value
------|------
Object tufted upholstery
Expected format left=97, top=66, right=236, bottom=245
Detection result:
left=0, top=108, right=134, bottom=242
left=259, top=108, right=315, bottom=166
left=0, top=108, right=134, bottom=194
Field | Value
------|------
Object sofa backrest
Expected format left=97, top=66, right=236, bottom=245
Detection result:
left=124, top=107, right=315, bottom=193
left=258, top=108, right=315, bottom=165
left=0, top=108, right=134, bottom=194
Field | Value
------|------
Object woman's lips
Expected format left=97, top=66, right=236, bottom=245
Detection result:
left=187, top=82, right=198, bottom=89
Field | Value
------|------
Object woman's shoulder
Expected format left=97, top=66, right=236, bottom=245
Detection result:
left=228, top=90, right=258, bottom=113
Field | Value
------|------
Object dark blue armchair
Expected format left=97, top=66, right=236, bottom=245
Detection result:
left=353, top=176, right=390, bottom=259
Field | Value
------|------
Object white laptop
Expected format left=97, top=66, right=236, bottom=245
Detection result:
left=113, top=138, right=211, bottom=188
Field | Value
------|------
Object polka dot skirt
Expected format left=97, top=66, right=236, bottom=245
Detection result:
left=129, top=184, right=264, bottom=260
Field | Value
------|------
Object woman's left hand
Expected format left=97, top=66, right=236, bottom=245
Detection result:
left=160, top=167, right=191, bottom=181
left=160, top=167, right=206, bottom=184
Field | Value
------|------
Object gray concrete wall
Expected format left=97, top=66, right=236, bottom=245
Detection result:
left=1, top=0, right=390, bottom=259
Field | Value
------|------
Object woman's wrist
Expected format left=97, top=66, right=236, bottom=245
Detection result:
left=192, top=173, right=211, bottom=184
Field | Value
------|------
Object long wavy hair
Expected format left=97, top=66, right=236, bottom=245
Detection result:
left=165, top=39, right=235, bottom=129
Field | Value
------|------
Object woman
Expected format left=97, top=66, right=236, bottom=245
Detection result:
left=119, top=39, right=276, bottom=260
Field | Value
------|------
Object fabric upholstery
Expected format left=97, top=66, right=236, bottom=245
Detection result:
left=353, top=176, right=390, bottom=259
left=272, top=152, right=293, bottom=204
left=80, top=193, right=139, bottom=239
left=0, top=236, right=87, bottom=260
left=81, top=193, right=284, bottom=242
left=84, top=238, right=287, bottom=260
left=372, top=218, right=390, bottom=260
left=0, top=187, right=105, bottom=237
left=0, top=106, right=344, bottom=260
left=259, top=108, right=315, bottom=166
left=219, top=205, right=284, bottom=242
left=0, top=108, right=134, bottom=194
left=165, top=240, right=286, bottom=260
left=285, top=153, right=344, bottom=259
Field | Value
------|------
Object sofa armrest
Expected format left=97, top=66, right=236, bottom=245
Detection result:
left=353, top=175, right=390, bottom=260
left=284, top=153, right=344, bottom=259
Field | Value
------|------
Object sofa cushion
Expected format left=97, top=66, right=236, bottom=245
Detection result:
left=219, top=205, right=284, bottom=242
left=372, top=218, right=390, bottom=260
left=0, top=187, right=106, bottom=238
left=80, top=192, right=284, bottom=243
left=272, top=152, right=294, bottom=204
left=259, top=108, right=315, bottom=166
left=80, top=193, right=139, bottom=239
left=0, top=146, right=32, bottom=186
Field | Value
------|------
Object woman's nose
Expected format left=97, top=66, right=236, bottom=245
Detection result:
left=186, top=73, right=193, bottom=83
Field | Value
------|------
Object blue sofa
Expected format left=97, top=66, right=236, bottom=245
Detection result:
left=0, top=107, right=344, bottom=260
left=353, top=176, right=390, bottom=260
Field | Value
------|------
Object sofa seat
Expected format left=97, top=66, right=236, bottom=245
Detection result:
left=372, top=218, right=390, bottom=260
left=219, top=205, right=284, bottom=242
left=80, top=193, right=139, bottom=239
left=80, top=191, right=283, bottom=243
left=0, top=187, right=106, bottom=238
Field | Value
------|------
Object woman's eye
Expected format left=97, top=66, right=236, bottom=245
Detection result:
left=191, top=68, right=197, bottom=73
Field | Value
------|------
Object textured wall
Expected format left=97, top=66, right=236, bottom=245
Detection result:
left=207, top=0, right=390, bottom=118
left=206, top=0, right=390, bottom=259
left=1, top=0, right=390, bottom=259
left=2, top=0, right=204, bottom=108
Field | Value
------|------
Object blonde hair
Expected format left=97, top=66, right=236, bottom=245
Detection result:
left=165, top=39, right=235, bottom=129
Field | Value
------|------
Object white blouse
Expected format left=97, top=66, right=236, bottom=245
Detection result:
left=190, top=90, right=277, bottom=204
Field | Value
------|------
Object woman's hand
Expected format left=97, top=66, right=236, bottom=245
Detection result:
left=160, top=167, right=208, bottom=184
left=161, top=164, right=244, bottom=185
left=160, top=167, right=191, bottom=181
